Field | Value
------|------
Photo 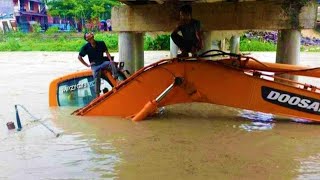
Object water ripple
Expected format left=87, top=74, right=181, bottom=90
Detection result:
left=239, top=122, right=275, bottom=132
left=0, top=132, right=120, bottom=179
left=238, top=110, right=275, bottom=132
left=297, top=154, right=320, bottom=180
left=239, top=110, right=274, bottom=122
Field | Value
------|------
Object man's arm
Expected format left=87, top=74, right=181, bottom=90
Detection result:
left=78, top=45, right=90, bottom=67
left=195, top=20, right=203, bottom=49
left=102, top=42, right=113, bottom=61
left=78, top=55, right=90, bottom=67
left=196, top=30, right=203, bottom=49
left=106, top=51, right=113, bottom=62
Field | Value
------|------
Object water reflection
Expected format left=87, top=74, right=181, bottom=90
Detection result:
left=291, top=118, right=313, bottom=124
left=238, top=110, right=275, bottom=132
left=0, top=110, right=120, bottom=179
left=1, top=52, right=320, bottom=179
left=297, top=154, right=320, bottom=180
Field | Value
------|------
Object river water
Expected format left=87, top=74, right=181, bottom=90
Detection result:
left=0, top=51, right=320, bottom=179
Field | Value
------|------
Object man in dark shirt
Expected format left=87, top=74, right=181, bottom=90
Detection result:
left=171, top=4, right=203, bottom=57
left=78, top=32, right=119, bottom=97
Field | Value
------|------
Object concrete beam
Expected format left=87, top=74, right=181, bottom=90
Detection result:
left=112, top=1, right=318, bottom=32
left=199, top=31, right=212, bottom=54
left=154, top=0, right=164, bottom=4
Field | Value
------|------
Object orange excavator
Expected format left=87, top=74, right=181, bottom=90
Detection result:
left=49, top=50, right=320, bottom=122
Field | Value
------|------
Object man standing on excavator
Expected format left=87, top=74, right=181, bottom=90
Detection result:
left=78, top=32, right=119, bottom=97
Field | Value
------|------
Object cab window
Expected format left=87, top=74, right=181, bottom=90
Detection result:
left=57, top=76, right=112, bottom=107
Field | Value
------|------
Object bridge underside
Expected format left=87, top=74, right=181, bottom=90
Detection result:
left=112, top=0, right=318, bottom=75
left=114, top=1, right=317, bottom=31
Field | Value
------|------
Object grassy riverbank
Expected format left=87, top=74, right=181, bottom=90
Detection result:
left=0, top=32, right=170, bottom=52
left=0, top=30, right=319, bottom=52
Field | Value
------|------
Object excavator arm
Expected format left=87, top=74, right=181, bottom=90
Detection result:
left=71, top=50, right=320, bottom=122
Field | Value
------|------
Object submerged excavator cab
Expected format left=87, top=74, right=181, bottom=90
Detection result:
left=49, top=62, right=130, bottom=107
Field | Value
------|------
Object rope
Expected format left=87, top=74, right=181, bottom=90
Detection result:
left=15, top=104, right=60, bottom=137
left=16, top=104, right=40, bottom=121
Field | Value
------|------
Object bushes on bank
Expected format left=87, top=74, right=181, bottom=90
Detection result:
left=0, top=31, right=319, bottom=52
left=144, top=34, right=170, bottom=50
left=0, top=32, right=172, bottom=51
left=240, top=37, right=277, bottom=52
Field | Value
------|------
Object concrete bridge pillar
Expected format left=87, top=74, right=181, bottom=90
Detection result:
left=230, top=35, right=240, bottom=54
left=219, top=39, right=226, bottom=51
left=201, top=31, right=212, bottom=54
left=170, top=37, right=178, bottom=58
left=276, top=29, right=301, bottom=81
left=134, top=33, right=144, bottom=71
left=119, top=32, right=144, bottom=73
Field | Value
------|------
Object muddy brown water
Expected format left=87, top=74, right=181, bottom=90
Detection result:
left=0, top=51, right=320, bottom=179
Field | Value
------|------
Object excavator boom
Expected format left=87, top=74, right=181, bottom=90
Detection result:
left=69, top=50, right=320, bottom=122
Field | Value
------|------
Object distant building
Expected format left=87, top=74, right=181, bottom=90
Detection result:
left=0, top=0, right=14, bottom=19
left=0, top=0, right=48, bottom=32
left=13, top=0, right=49, bottom=32
left=0, top=0, right=15, bottom=32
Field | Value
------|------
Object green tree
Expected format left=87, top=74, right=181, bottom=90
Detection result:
left=47, top=0, right=120, bottom=26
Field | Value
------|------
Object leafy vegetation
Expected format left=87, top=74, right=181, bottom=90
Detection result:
left=0, top=32, right=171, bottom=51
left=241, top=31, right=320, bottom=52
left=281, top=0, right=313, bottom=29
left=47, top=0, right=120, bottom=22
left=144, top=34, right=170, bottom=50
left=0, top=31, right=319, bottom=52
left=240, top=38, right=277, bottom=52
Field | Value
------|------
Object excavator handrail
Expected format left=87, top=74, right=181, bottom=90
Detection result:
left=237, top=57, right=320, bottom=74
left=197, top=50, right=320, bottom=78
left=199, top=50, right=320, bottom=75
left=198, top=49, right=241, bottom=58
left=198, top=50, right=275, bottom=70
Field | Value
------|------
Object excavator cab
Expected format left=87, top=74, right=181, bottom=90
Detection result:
left=49, top=62, right=130, bottom=107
